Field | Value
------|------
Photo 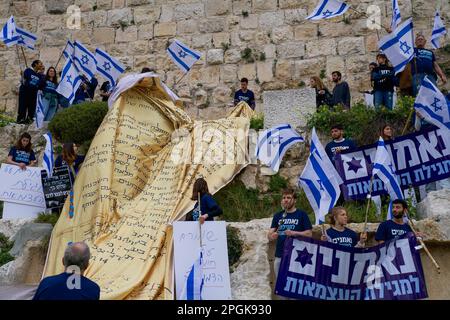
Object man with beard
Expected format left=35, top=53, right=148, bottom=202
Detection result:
left=331, top=71, right=351, bottom=109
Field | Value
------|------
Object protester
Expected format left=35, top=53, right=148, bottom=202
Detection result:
left=42, top=66, right=59, bottom=121
left=268, top=189, right=312, bottom=282
left=186, top=178, right=223, bottom=224
left=375, top=199, right=422, bottom=244
left=7, top=132, right=37, bottom=170
left=17, top=60, right=45, bottom=124
left=411, top=33, right=447, bottom=96
left=380, top=124, right=394, bottom=141
left=310, top=76, right=332, bottom=109
left=73, top=75, right=98, bottom=105
left=233, top=78, right=255, bottom=110
left=33, top=242, right=100, bottom=300
left=325, top=124, right=357, bottom=163
left=55, top=142, right=85, bottom=183
left=371, top=53, right=397, bottom=110
left=320, top=207, right=367, bottom=247
left=331, top=71, right=351, bottom=109
left=99, top=80, right=112, bottom=102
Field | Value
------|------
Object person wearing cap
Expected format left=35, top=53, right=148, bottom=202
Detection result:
left=371, top=53, right=397, bottom=110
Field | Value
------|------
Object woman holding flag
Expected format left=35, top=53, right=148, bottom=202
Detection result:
left=186, top=178, right=223, bottom=224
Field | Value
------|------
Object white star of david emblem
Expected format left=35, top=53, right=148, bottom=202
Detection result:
left=66, top=75, right=73, bottom=85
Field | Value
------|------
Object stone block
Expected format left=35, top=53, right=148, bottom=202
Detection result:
left=97, top=0, right=113, bottom=10
left=177, top=20, right=199, bottom=34
left=306, top=38, right=337, bottom=58
left=92, top=27, right=116, bottom=44
left=192, top=34, right=213, bottom=49
left=107, top=8, right=133, bottom=27
left=212, top=85, right=232, bottom=104
left=160, top=5, right=174, bottom=22
left=294, top=58, right=327, bottom=77
left=174, top=3, right=205, bottom=20
left=294, top=24, right=319, bottom=41
left=275, top=59, right=293, bottom=81
left=154, top=22, right=177, bottom=37
left=239, top=14, right=258, bottom=29
left=199, top=18, right=226, bottom=33
left=37, top=15, right=63, bottom=31
left=45, top=0, right=72, bottom=14
left=207, top=49, right=224, bottom=65
left=326, top=56, right=345, bottom=78
left=284, top=8, right=308, bottom=25
left=220, top=64, right=238, bottom=83
left=115, top=26, right=138, bottom=42
left=12, top=1, right=31, bottom=16
left=206, top=0, right=231, bottom=16
left=256, top=61, right=274, bottom=84
left=238, top=63, right=256, bottom=81
left=277, top=42, right=305, bottom=59
left=279, top=0, right=304, bottom=9
left=134, top=6, right=161, bottom=25
left=253, top=0, right=277, bottom=11
left=259, top=11, right=284, bottom=30
left=272, top=26, right=294, bottom=44
left=338, top=37, right=366, bottom=56
left=212, top=33, right=230, bottom=48
left=138, top=24, right=154, bottom=40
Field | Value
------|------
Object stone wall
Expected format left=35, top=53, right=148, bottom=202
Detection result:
left=0, top=0, right=449, bottom=120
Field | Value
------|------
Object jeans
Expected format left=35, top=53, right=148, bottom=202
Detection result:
left=374, top=91, right=393, bottom=110
left=412, top=73, right=437, bottom=96
left=43, top=92, right=58, bottom=121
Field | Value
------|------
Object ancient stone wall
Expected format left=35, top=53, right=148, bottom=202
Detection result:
left=0, top=0, right=449, bottom=120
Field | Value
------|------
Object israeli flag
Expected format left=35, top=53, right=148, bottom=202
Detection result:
left=372, top=137, right=404, bottom=219
left=414, top=76, right=450, bottom=131
left=431, top=11, right=447, bottom=49
left=299, top=128, right=342, bottom=225
left=167, top=39, right=201, bottom=73
left=255, top=124, right=304, bottom=172
left=306, top=0, right=350, bottom=21
left=0, top=16, right=19, bottom=47
left=63, top=40, right=74, bottom=59
left=43, top=132, right=54, bottom=177
left=95, top=48, right=125, bottom=87
left=179, top=248, right=204, bottom=300
left=390, top=0, right=402, bottom=31
left=379, top=18, right=415, bottom=74
left=16, top=27, right=37, bottom=50
left=56, top=58, right=83, bottom=104
left=35, top=91, right=46, bottom=129
left=73, top=41, right=97, bottom=81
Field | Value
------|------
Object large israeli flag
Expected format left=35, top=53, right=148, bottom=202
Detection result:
left=63, top=40, right=74, bottom=59
left=43, top=132, right=54, bottom=177
left=414, top=76, right=450, bottom=131
left=95, top=48, right=125, bottom=87
left=255, top=124, right=304, bottom=172
left=73, top=41, right=97, bottom=80
left=390, top=0, right=402, bottom=31
left=0, top=16, right=19, bottom=47
left=167, top=39, right=201, bottom=73
left=379, top=18, right=415, bottom=74
left=179, top=248, right=204, bottom=300
left=16, top=27, right=37, bottom=50
left=306, top=0, right=350, bottom=21
left=299, top=128, right=342, bottom=225
left=431, top=11, right=447, bottom=49
left=35, top=91, right=46, bottom=129
left=56, top=58, right=83, bottom=104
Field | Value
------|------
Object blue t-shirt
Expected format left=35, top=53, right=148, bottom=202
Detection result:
left=325, top=138, right=357, bottom=163
left=191, top=193, right=223, bottom=222
left=8, top=147, right=36, bottom=165
left=412, top=48, right=436, bottom=77
left=234, top=89, right=255, bottom=109
left=271, top=209, right=312, bottom=258
left=33, top=272, right=100, bottom=300
left=375, top=220, right=413, bottom=242
left=326, top=227, right=359, bottom=247
left=43, top=80, right=58, bottom=94
left=22, top=68, right=43, bottom=91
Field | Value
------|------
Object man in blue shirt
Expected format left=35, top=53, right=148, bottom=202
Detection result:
left=375, top=199, right=422, bottom=244
left=325, top=124, right=357, bottom=164
left=234, top=78, right=255, bottom=110
left=33, top=242, right=100, bottom=300
left=411, top=34, right=447, bottom=96
left=268, top=188, right=312, bottom=291
left=17, top=60, right=45, bottom=124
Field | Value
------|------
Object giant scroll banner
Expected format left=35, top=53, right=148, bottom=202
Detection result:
left=42, top=76, right=251, bottom=299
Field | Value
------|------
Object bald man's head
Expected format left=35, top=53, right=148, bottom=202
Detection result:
left=63, top=242, right=91, bottom=273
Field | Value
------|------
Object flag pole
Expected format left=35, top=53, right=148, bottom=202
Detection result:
left=198, top=192, right=203, bottom=248
left=175, top=71, right=188, bottom=87
left=20, top=46, right=28, bottom=68
left=406, top=212, right=441, bottom=273
left=363, top=176, right=374, bottom=241
left=55, top=41, right=69, bottom=70
left=15, top=45, right=23, bottom=76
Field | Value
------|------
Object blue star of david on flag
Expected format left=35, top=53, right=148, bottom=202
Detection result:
left=66, top=75, right=73, bottom=85
left=178, top=50, right=187, bottom=58
left=166, top=39, right=202, bottom=73
left=295, top=248, right=314, bottom=268
left=322, top=10, right=333, bottom=17
left=95, top=48, right=125, bottom=88
left=431, top=97, right=442, bottom=112
left=399, top=41, right=412, bottom=55
left=103, top=61, right=112, bottom=72
left=81, top=54, right=89, bottom=65
left=317, top=180, right=324, bottom=191
left=73, top=41, right=97, bottom=81
left=306, top=0, right=350, bottom=21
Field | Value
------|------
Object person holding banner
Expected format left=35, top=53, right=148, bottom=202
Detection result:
left=54, top=142, right=85, bottom=183
left=320, top=207, right=367, bottom=247
left=186, top=178, right=223, bottom=224
left=325, top=124, right=357, bottom=163
left=7, top=132, right=37, bottom=170
left=268, top=189, right=312, bottom=283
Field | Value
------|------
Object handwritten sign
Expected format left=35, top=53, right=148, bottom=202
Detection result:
left=41, top=166, right=72, bottom=208
left=0, top=164, right=46, bottom=208
left=173, top=221, right=232, bottom=300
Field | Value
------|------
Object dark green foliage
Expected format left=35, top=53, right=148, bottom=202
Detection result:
left=0, top=233, right=14, bottom=267
left=258, top=52, right=266, bottom=61
left=242, top=10, right=249, bottom=17
left=35, top=212, right=60, bottom=226
left=0, top=112, right=14, bottom=128
left=227, top=226, right=243, bottom=270
left=306, top=96, right=415, bottom=146
left=320, top=69, right=326, bottom=79
left=268, top=174, right=287, bottom=192
left=241, top=47, right=254, bottom=63
left=298, top=81, right=306, bottom=88
left=48, top=101, right=108, bottom=146
left=250, top=113, right=264, bottom=130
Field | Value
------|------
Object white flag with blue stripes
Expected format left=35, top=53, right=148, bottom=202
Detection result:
left=35, top=91, right=46, bottom=129
left=0, top=16, right=19, bottom=47
left=73, top=41, right=97, bottom=81
left=179, top=248, right=204, bottom=300
left=63, top=40, right=74, bottom=59
left=95, top=48, right=125, bottom=87
left=379, top=18, right=415, bottom=74
left=43, top=132, right=54, bottom=177
left=390, top=0, right=402, bottom=31
left=56, top=58, right=83, bottom=104
left=16, top=27, right=37, bottom=50
left=306, top=0, right=350, bottom=21
left=414, top=76, right=450, bottom=131
left=167, top=39, right=201, bottom=73
left=255, top=124, right=304, bottom=172
left=299, top=128, right=342, bottom=225
left=431, top=11, right=447, bottom=49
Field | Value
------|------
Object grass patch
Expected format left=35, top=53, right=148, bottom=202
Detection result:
left=227, top=226, right=243, bottom=271
left=35, top=212, right=60, bottom=226
left=0, top=112, right=14, bottom=128
left=250, top=113, right=264, bottom=130
left=0, top=233, right=14, bottom=267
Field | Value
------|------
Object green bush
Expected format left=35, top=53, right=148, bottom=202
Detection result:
left=268, top=174, right=288, bottom=192
left=48, top=101, right=108, bottom=147
left=306, top=96, right=415, bottom=146
left=0, top=112, right=14, bottom=128
left=250, top=113, right=264, bottom=130
left=227, top=226, right=243, bottom=271
left=0, top=233, right=14, bottom=267
left=35, top=212, right=60, bottom=226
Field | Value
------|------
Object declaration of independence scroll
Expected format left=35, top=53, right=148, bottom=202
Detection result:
left=42, top=76, right=251, bottom=300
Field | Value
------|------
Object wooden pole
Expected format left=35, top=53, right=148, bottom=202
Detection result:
left=20, top=46, right=28, bottom=68
left=174, top=71, right=188, bottom=87
left=15, top=45, right=23, bottom=76
left=198, top=192, right=202, bottom=248
left=55, top=42, right=69, bottom=70
left=363, top=176, right=374, bottom=235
